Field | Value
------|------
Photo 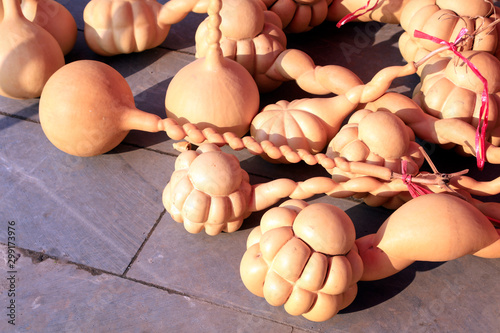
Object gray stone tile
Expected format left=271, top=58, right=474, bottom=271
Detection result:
left=0, top=115, right=171, bottom=274
left=0, top=245, right=296, bottom=333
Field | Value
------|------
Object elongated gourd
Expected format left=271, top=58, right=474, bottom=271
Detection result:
left=39, top=60, right=164, bottom=157
left=165, top=0, right=260, bottom=138
left=0, top=0, right=64, bottom=99
left=357, top=193, right=500, bottom=281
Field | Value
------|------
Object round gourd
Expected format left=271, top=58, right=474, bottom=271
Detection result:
left=39, top=60, right=164, bottom=157
left=165, top=0, right=260, bottom=138
left=83, top=0, right=170, bottom=56
left=240, top=199, right=363, bottom=322
left=0, top=0, right=64, bottom=99
left=20, top=0, right=77, bottom=55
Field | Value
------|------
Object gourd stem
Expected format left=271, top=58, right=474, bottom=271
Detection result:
left=121, top=107, right=164, bottom=133
left=3, top=0, right=24, bottom=19
left=204, top=0, right=223, bottom=70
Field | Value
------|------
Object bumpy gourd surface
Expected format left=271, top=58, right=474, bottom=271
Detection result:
left=163, top=143, right=253, bottom=236
left=240, top=199, right=363, bottom=322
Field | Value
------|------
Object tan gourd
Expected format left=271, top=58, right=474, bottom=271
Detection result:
left=162, top=143, right=298, bottom=235
left=19, top=0, right=77, bottom=55
left=0, top=0, right=64, bottom=99
left=261, top=0, right=334, bottom=33
left=39, top=60, right=165, bottom=157
left=398, top=0, right=497, bottom=67
left=83, top=0, right=170, bottom=56
left=328, top=0, right=411, bottom=25
left=326, top=109, right=424, bottom=181
left=413, top=50, right=500, bottom=147
left=164, top=0, right=260, bottom=138
left=356, top=193, right=500, bottom=281
left=240, top=199, right=363, bottom=322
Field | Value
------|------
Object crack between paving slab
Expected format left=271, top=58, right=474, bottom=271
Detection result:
left=0, top=111, right=40, bottom=124
left=122, top=208, right=167, bottom=277
left=1, top=242, right=319, bottom=331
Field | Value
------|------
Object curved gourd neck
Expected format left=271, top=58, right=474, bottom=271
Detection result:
left=203, top=0, right=224, bottom=71
left=3, top=0, right=24, bottom=20
left=121, top=107, right=164, bottom=133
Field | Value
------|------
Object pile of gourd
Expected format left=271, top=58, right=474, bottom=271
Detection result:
left=1, top=0, right=500, bottom=322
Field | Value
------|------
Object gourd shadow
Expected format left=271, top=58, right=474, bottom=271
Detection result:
left=342, top=260, right=446, bottom=313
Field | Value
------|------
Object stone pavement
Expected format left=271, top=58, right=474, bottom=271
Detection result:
left=1, top=1, right=499, bottom=332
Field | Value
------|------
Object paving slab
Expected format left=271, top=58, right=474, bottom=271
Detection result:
left=0, top=115, right=169, bottom=274
left=0, top=245, right=301, bottom=333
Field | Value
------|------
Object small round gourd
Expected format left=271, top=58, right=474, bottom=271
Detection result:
left=163, top=143, right=253, bottom=235
left=39, top=60, right=163, bottom=157
left=0, top=0, right=64, bottom=99
left=83, top=0, right=170, bottom=56
left=20, top=0, right=78, bottom=54
left=240, top=199, right=363, bottom=322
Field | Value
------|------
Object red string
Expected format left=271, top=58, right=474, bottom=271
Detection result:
left=336, top=0, right=380, bottom=28
left=401, top=160, right=433, bottom=198
left=414, top=28, right=489, bottom=170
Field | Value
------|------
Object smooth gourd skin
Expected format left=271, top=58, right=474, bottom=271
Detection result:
left=165, top=55, right=260, bottom=138
left=357, top=193, right=500, bottom=281
left=240, top=199, right=363, bottom=322
left=0, top=0, right=65, bottom=99
left=20, top=0, right=78, bottom=55
left=39, top=60, right=140, bottom=157
left=83, top=0, right=170, bottom=56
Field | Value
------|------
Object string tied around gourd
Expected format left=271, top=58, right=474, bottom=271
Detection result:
left=414, top=28, right=490, bottom=171
left=401, top=159, right=433, bottom=198
left=336, top=0, right=381, bottom=28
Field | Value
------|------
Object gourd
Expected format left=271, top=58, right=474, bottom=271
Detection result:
left=326, top=109, right=424, bottom=181
left=195, top=0, right=288, bottom=92
left=164, top=0, right=260, bottom=138
left=0, top=0, right=64, bottom=99
left=162, top=143, right=298, bottom=235
left=195, top=0, right=363, bottom=93
left=39, top=60, right=165, bottom=157
left=261, top=0, right=334, bottom=33
left=356, top=193, right=500, bottom=281
left=398, top=0, right=497, bottom=67
left=19, top=0, right=77, bottom=55
left=240, top=199, right=363, bottom=322
left=328, top=0, right=411, bottom=25
left=83, top=0, right=170, bottom=56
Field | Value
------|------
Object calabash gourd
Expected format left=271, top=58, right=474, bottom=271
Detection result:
left=413, top=50, right=500, bottom=147
left=83, top=0, right=170, bottom=56
left=261, top=0, right=334, bottom=33
left=240, top=199, right=363, bottom=322
left=326, top=109, right=424, bottom=180
left=39, top=60, right=164, bottom=157
left=328, top=0, right=410, bottom=25
left=165, top=0, right=260, bottom=138
left=19, top=0, right=77, bottom=55
left=0, top=0, right=64, bottom=99
left=162, top=143, right=298, bottom=235
left=356, top=193, right=500, bottom=281
left=398, top=0, right=497, bottom=67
